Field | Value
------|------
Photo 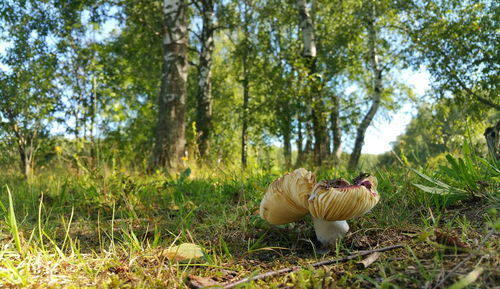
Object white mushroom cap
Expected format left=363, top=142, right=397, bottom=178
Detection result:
left=259, top=168, right=316, bottom=225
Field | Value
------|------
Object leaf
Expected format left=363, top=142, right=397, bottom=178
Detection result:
left=409, top=167, right=454, bottom=190
left=434, top=229, right=469, bottom=248
left=413, top=183, right=450, bottom=195
left=445, top=154, right=460, bottom=172
left=448, top=267, right=484, bottom=289
left=477, top=157, right=499, bottom=174
left=161, top=243, right=204, bottom=262
left=187, top=275, right=220, bottom=289
left=178, top=168, right=191, bottom=184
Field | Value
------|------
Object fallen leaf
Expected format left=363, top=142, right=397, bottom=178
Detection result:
left=211, top=269, right=238, bottom=282
left=108, top=264, right=129, bottom=274
left=162, top=243, right=204, bottom=261
left=187, top=275, right=220, bottom=289
left=168, top=201, right=180, bottom=211
left=435, top=229, right=469, bottom=248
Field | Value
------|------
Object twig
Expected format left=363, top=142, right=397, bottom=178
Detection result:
left=223, top=244, right=403, bottom=289
left=385, top=257, right=405, bottom=262
left=356, top=252, right=381, bottom=269
left=432, top=230, right=495, bottom=289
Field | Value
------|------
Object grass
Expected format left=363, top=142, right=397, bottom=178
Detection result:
left=0, top=162, right=498, bottom=288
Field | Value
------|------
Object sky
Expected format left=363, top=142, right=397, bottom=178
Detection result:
left=361, top=69, right=430, bottom=154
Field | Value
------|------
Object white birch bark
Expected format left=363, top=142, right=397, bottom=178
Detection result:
left=297, top=0, right=328, bottom=165
left=297, top=0, right=316, bottom=57
left=151, top=0, right=188, bottom=170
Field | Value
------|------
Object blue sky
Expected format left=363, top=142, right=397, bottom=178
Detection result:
left=362, top=69, right=430, bottom=154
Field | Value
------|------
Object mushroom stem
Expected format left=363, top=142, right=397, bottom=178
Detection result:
left=312, top=217, right=349, bottom=247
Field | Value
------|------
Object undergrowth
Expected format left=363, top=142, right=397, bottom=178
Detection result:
left=0, top=160, right=498, bottom=288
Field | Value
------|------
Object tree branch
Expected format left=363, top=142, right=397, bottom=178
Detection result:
left=190, top=0, right=202, bottom=12
left=188, top=59, right=199, bottom=68
left=188, top=28, right=202, bottom=41
left=446, top=67, right=500, bottom=111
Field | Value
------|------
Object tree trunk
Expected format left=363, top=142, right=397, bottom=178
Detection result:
left=15, top=137, right=33, bottom=180
left=296, top=113, right=305, bottom=166
left=240, top=2, right=252, bottom=169
left=23, top=152, right=32, bottom=180
left=90, top=74, right=97, bottom=162
left=348, top=11, right=382, bottom=170
left=8, top=113, right=36, bottom=180
left=484, top=121, right=500, bottom=160
left=297, top=0, right=327, bottom=166
left=304, top=119, right=314, bottom=157
left=283, top=122, right=292, bottom=169
left=325, top=126, right=331, bottom=156
left=73, top=109, right=80, bottom=151
left=17, top=144, right=27, bottom=179
left=297, top=0, right=316, bottom=59
left=312, top=106, right=328, bottom=165
left=151, top=0, right=188, bottom=171
left=331, top=95, right=342, bottom=163
left=241, top=56, right=249, bottom=168
left=196, top=0, right=215, bottom=158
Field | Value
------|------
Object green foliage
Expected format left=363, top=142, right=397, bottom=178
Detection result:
left=0, top=1, right=61, bottom=178
left=2, top=0, right=495, bottom=172
left=379, top=98, right=494, bottom=168
left=0, top=1, right=498, bottom=287
left=412, top=139, right=499, bottom=204
left=438, top=145, right=499, bottom=197
left=403, top=0, right=499, bottom=110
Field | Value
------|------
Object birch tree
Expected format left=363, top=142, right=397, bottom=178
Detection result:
left=297, top=0, right=329, bottom=166
left=193, top=0, right=216, bottom=158
left=348, top=2, right=382, bottom=170
left=230, top=0, right=256, bottom=168
left=151, top=0, right=188, bottom=171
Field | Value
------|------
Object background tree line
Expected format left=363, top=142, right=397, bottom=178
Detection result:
left=0, top=0, right=498, bottom=179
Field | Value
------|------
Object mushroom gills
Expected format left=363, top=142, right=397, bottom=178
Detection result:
left=308, top=175, right=380, bottom=221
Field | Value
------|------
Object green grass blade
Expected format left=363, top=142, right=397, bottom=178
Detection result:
left=413, top=184, right=450, bottom=195
left=409, top=168, right=454, bottom=190
left=6, top=185, right=23, bottom=256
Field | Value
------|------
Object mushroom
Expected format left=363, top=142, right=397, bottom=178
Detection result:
left=259, top=168, right=316, bottom=225
left=259, top=169, right=380, bottom=248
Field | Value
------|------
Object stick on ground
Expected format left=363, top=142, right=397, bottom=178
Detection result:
left=223, top=244, right=403, bottom=289
left=356, top=252, right=381, bottom=269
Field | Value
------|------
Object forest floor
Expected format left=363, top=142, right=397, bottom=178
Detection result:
left=0, top=166, right=498, bottom=288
